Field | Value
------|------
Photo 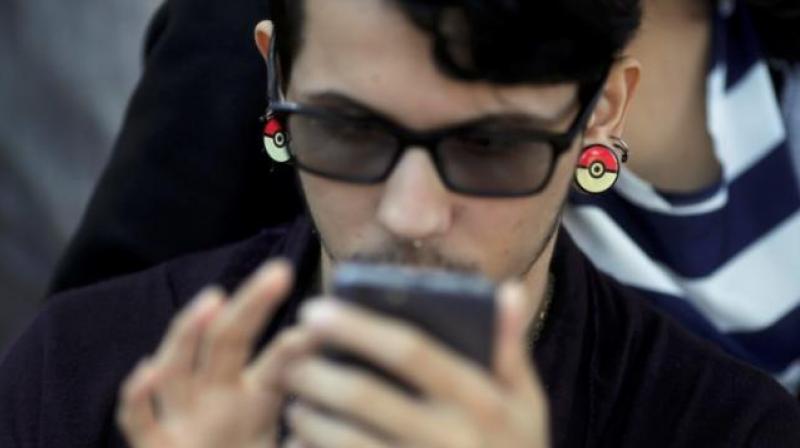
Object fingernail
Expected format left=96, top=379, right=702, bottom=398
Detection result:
left=254, top=259, right=293, bottom=292
left=132, top=357, right=150, bottom=376
left=191, top=288, right=221, bottom=312
left=300, top=300, right=338, bottom=328
left=499, top=283, right=524, bottom=320
left=499, top=283, right=525, bottom=308
left=260, top=258, right=291, bottom=276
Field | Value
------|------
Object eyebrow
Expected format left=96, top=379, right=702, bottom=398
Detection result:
left=302, top=91, right=578, bottom=131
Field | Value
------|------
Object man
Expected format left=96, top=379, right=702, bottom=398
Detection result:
left=2, top=0, right=799, bottom=447
left=47, top=0, right=800, bottom=398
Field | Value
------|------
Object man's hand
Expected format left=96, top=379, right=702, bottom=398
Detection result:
left=283, top=283, right=550, bottom=448
left=117, top=260, right=316, bottom=448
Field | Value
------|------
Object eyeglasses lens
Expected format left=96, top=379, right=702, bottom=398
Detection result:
left=288, top=113, right=397, bottom=181
left=287, top=112, right=555, bottom=195
left=438, top=135, right=554, bottom=195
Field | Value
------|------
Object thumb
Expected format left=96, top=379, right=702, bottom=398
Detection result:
left=493, top=281, right=533, bottom=388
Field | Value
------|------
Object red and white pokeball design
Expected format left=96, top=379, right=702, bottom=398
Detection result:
left=263, top=115, right=291, bottom=163
left=574, top=144, right=621, bottom=194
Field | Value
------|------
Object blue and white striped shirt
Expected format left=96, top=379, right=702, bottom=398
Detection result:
left=564, top=0, right=800, bottom=393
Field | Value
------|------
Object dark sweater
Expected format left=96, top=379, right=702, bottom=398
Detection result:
left=4, top=215, right=800, bottom=447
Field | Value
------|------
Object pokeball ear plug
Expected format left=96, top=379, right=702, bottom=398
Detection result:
left=574, top=137, right=629, bottom=194
left=262, top=114, right=291, bottom=163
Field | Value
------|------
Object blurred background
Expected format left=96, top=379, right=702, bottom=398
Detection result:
left=0, top=0, right=162, bottom=352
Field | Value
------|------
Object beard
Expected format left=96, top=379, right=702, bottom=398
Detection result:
left=346, top=241, right=480, bottom=274
left=312, top=207, right=562, bottom=282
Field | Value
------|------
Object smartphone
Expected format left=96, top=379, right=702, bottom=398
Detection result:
left=327, top=262, right=497, bottom=393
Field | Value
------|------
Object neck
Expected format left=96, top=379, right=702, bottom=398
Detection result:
left=623, top=0, right=720, bottom=192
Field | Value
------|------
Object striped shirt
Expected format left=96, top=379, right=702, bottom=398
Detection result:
left=564, top=0, right=800, bottom=393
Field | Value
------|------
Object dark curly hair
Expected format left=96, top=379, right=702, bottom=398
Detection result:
left=270, top=0, right=642, bottom=85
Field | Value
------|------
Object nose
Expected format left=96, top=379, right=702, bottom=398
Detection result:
left=376, top=148, right=453, bottom=241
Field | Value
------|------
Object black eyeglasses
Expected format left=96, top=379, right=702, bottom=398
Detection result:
left=264, top=40, right=608, bottom=197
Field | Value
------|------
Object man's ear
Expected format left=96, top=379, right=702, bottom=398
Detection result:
left=254, top=20, right=274, bottom=61
left=584, top=57, right=641, bottom=141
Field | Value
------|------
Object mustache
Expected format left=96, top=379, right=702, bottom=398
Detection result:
left=346, top=241, right=479, bottom=274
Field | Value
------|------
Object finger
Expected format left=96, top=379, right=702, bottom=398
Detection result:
left=199, top=259, right=294, bottom=382
left=299, top=300, right=505, bottom=420
left=493, top=282, right=530, bottom=388
left=245, top=327, right=319, bottom=392
left=287, top=401, right=389, bottom=448
left=493, top=283, right=547, bottom=411
left=152, top=288, right=224, bottom=411
left=284, top=357, right=441, bottom=443
left=117, top=358, right=162, bottom=445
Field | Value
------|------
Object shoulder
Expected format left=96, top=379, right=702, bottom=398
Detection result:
left=587, top=266, right=800, bottom=446
left=0, top=225, right=297, bottom=448
left=3, top=221, right=297, bottom=366
left=0, top=261, right=175, bottom=447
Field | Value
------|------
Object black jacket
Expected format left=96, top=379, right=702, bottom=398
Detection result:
left=9, top=215, right=800, bottom=447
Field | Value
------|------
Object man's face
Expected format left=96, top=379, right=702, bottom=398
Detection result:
left=288, top=0, right=585, bottom=293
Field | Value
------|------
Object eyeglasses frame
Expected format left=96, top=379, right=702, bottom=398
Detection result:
left=264, top=36, right=610, bottom=198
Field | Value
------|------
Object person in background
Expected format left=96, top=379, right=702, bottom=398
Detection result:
left=564, top=0, right=800, bottom=393
left=44, top=0, right=303, bottom=297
